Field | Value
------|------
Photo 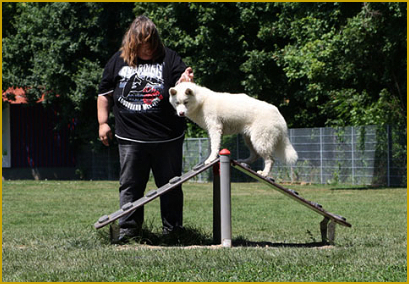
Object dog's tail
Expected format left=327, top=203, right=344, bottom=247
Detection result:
left=278, top=135, right=298, bottom=165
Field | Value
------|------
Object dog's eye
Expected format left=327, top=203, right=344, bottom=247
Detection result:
left=184, top=100, right=189, bottom=105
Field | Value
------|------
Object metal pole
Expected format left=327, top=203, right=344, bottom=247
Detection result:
left=212, top=162, right=221, bottom=244
left=320, top=128, right=323, bottom=184
left=219, top=149, right=232, bottom=247
left=198, top=139, right=202, bottom=182
left=351, top=127, right=355, bottom=185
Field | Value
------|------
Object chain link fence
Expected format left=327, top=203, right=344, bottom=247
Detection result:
left=182, top=125, right=406, bottom=186
left=79, top=125, right=406, bottom=186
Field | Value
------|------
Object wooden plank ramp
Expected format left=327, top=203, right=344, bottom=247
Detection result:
left=94, top=158, right=220, bottom=229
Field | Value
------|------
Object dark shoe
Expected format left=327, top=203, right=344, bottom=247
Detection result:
left=114, top=228, right=139, bottom=244
left=162, top=225, right=185, bottom=236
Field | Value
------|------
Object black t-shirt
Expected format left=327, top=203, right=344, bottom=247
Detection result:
left=98, top=48, right=186, bottom=142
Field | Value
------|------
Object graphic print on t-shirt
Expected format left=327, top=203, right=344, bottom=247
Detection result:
left=117, top=63, right=164, bottom=113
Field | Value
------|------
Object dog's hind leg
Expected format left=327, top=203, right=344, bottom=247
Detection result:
left=237, top=135, right=259, bottom=165
left=248, top=128, right=277, bottom=177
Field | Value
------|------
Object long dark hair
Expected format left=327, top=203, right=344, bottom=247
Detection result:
left=120, top=16, right=165, bottom=67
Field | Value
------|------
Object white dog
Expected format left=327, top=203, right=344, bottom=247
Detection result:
left=169, top=82, right=298, bottom=177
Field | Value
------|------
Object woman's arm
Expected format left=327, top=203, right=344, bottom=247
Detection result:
left=97, top=94, right=113, bottom=146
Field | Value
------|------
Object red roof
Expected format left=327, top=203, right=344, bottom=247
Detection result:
left=2, top=87, right=45, bottom=104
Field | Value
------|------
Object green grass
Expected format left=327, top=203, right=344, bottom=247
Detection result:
left=2, top=180, right=407, bottom=281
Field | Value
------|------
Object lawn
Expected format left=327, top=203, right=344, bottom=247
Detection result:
left=2, top=179, right=407, bottom=281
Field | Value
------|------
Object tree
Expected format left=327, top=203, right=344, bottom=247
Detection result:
left=133, top=2, right=406, bottom=128
left=3, top=2, right=406, bottom=145
left=2, top=2, right=134, bottom=145
left=271, top=2, right=406, bottom=127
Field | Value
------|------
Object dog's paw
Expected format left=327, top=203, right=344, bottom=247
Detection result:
left=237, top=159, right=249, bottom=165
left=238, top=162, right=250, bottom=168
left=204, top=159, right=213, bottom=165
left=204, top=156, right=217, bottom=165
left=257, top=170, right=269, bottom=177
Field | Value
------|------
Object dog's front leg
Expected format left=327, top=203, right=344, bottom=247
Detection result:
left=204, top=124, right=222, bottom=164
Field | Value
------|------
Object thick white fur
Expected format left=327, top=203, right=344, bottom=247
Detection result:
left=169, top=82, right=298, bottom=177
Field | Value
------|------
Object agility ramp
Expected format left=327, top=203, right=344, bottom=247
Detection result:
left=94, top=158, right=220, bottom=229
left=94, top=149, right=351, bottom=246
left=230, top=160, right=352, bottom=245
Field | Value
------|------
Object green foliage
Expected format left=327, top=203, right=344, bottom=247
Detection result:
left=2, top=3, right=134, bottom=145
left=272, top=3, right=406, bottom=127
left=133, top=3, right=250, bottom=93
left=2, top=2, right=406, bottom=144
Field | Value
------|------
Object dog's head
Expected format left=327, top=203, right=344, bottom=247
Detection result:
left=169, top=82, right=197, bottom=117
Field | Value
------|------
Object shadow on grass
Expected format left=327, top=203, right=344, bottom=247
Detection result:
left=99, top=224, right=330, bottom=248
left=232, top=236, right=331, bottom=248
left=102, top=223, right=214, bottom=246
left=329, top=185, right=391, bottom=191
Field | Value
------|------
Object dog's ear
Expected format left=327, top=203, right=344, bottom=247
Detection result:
left=169, top=88, right=177, bottom=96
left=185, top=88, right=194, bottom=96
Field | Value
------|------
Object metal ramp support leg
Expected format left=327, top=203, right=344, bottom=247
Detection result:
left=220, top=149, right=232, bottom=247
left=212, top=162, right=221, bottom=244
left=320, top=217, right=336, bottom=245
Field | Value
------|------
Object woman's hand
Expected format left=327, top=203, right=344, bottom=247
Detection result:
left=99, top=123, right=113, bottom=146
left=177, top=67, right=194, bottom=84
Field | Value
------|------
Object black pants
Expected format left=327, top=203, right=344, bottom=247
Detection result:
left=118, top=137, right=184, bottom=232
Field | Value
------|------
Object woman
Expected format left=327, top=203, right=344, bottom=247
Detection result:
left=97, top=15, right=194, bottom=242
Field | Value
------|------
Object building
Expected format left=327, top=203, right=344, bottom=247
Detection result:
left=2, top=88, right=76, bottom=179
